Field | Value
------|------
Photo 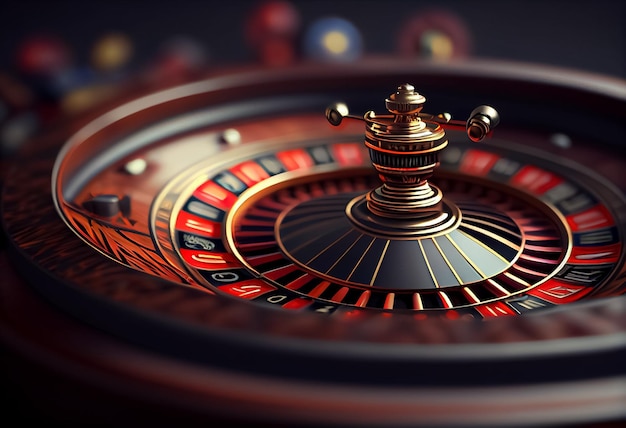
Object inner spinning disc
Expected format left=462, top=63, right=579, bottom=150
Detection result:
left=276, top=191, right=522, bottom=290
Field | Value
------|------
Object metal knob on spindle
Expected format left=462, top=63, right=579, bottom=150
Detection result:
left=467, top=105, right=500, bottom=142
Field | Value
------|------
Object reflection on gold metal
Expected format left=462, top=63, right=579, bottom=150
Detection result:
left=463, top=287, right=480, bottom=304
left=412, top=292, right=424, bottom=310
left=487, top=279, right=511, bottom=297
left=461, top=222, right=522, bottom=254
left=370, top=239, right=391, bottom=286
left=304, top=228, right=355, bottom=265
left=431, top=237, right=463, bottom=284
left=504, top=272, right=531, bottom=287
left=443, top=233, right=486, bottom=278
left=347, top=236, right=377, bottom=282
left=418, top=239, right=439, bottom=288
left=326, top=84, right=499, bottom=238
left=324, top=233, right=367, bottom=274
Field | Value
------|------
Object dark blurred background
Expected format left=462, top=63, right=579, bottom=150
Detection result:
left=2, top=0, right=624, bottom=153
left=2, top=0, right=625, bottom=76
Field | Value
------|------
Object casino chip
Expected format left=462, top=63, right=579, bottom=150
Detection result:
left=303, top=17, right=363, bottom=63
left=396, top=9, right=472, bottom=60
left=245, top=0, right=301, bottom=66
left=91, top=32, right=134, bottom=74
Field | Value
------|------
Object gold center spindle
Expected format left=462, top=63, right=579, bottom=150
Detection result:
left=326, top=83, right=499, bottom=237
left=364, top=83, right=447, bottom=220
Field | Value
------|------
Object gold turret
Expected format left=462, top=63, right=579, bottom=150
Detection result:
left=326, top=84, right=499, bottom=237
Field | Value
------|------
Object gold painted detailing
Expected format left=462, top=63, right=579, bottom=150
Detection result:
left=326, top=84, right=499, bottom=238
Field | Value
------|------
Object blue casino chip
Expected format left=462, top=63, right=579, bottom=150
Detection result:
left=303, top=17, right=363, bottom=62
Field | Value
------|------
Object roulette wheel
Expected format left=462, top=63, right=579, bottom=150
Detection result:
left=1, top=58, right=625, bottom=427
